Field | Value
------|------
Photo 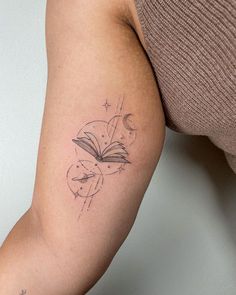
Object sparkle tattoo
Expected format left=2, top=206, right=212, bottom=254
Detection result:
left=102, top=99, right=111, bottom=112
left=66, top=96, right=137, bottom=217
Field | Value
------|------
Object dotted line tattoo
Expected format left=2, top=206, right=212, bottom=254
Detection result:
left=66, top=96, right=137, bottom=218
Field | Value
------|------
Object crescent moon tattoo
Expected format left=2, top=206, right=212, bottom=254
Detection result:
left=123, top=113, right=137, bottom=132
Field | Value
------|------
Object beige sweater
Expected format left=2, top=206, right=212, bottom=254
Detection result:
left=135, top=0, right=236, bottom=173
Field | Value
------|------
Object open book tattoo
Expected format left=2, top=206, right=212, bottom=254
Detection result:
left=72, top=132, right=130, bottom=164
left=66, top=96, right=137, bottom=217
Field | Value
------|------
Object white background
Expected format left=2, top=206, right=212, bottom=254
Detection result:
left=0, top=1, right=236, bottom=294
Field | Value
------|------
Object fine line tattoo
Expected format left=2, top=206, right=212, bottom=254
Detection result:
left=102, top=99, right=111, bottom=112
left=66, top=96, right=137, bottom=217
left=19, top=290, right=27, bottom=295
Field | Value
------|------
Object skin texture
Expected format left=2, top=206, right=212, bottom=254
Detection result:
left=0, top=1, right=165, bottom=294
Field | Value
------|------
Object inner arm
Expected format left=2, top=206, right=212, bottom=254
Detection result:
left=0, top=1, right=165, bottom=294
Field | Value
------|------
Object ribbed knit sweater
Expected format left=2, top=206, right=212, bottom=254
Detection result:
left=135, top=0, right=236, bottom=173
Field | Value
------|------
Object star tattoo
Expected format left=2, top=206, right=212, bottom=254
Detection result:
left=102, top=99, right=111, bottom=112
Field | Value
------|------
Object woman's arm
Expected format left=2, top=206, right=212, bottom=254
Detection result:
left=0, top=1, right=165, bottom=294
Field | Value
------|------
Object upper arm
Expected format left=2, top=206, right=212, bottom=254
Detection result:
left=32, top=0, right=165, bottom=292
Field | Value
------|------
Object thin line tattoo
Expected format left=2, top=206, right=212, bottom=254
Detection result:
left=19, top=290, right=27, bottom=295
left=66, top=95, right=137, bottom=217
left=102, top=99, right=111, bottom=112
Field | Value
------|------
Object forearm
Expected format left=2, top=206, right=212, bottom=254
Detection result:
left=0, top=208, right=96, bottom=295
left=0, top=207, right=136, bottom=295
left=0, top=209, right=63, bottom=294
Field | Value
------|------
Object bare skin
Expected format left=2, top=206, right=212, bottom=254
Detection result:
left=0, top=1, right=165, bottom=294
